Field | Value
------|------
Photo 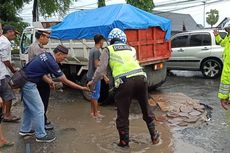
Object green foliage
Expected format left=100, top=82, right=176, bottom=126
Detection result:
left=0, top=1, right=30, bottom=46
left=98, top=0, right=106, bottom=8
left=0, top=20, right=29, bottom=34
left=38, top=0, right=73, bottom=18
left=206, top=9, right=219, bottom=28
left=126, top=0, right=155, bottom=12
left=1, top=20, right=29, bottom=47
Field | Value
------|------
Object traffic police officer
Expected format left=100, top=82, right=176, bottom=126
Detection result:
left=214, top=20, right=230, bottom=110
left=87, top=28, right=160, bottom=147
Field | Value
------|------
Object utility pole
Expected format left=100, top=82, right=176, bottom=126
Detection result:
left=32, top=0, right=39, bottom=22
left=0, top=22, right=2, bottom=35
left=202, top=0, right=206, bottom=28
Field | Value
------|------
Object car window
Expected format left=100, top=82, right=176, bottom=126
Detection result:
left=202, top=34, right=211, bottom=46
left=219, top=32, right=227, bottom=38
left=190, top=34, right=203, bottom=46
left=172, top=35, right=189, bottom=48
left=189, top=33, right=211, bottom=47
left=216, top=32, right=227, bottom=45
left=20, top=33, right=33, bottom=54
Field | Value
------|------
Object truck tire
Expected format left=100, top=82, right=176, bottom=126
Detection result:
left=143, top=63, right=167, bottom=90
left=201, top=58, right=222, bottom=79
left=80, top=73, right=92, bottom=101
left=80, top=73, right=111, bottom=102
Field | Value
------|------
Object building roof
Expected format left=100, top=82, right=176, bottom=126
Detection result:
left=153, top=11, right=202, bottom=32
left=217, top=17, right=230, bottom=28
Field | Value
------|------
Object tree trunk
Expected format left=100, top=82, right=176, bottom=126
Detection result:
left=32, top=0, right=39, bottom=22
left=98, top=0, right=106, bottom=7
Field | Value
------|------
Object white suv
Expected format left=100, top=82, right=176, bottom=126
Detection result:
left=167, top=30, right=227, bottom=78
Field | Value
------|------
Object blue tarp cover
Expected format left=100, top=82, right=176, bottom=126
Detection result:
left=51, top=4, right=171, bottom=40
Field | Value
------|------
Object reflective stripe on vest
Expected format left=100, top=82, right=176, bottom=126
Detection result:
left=108, top=44, right=146, bottom=81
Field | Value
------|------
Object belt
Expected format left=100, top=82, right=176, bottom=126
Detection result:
left=114, top=68, right=146, bottom=88
left=114, top=68, right=144, bottom=80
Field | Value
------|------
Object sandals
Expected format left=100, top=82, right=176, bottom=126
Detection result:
left=3, top=116, right=21, bottom=123
left=0, top=142, right=14, bottom=148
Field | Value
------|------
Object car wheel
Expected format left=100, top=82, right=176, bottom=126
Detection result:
left=201, top=59, right=222, bottom=79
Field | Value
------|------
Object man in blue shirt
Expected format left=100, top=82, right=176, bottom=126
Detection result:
left=19, top=45, right=89, bottom=143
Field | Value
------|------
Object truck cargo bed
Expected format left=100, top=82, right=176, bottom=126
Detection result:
left=125, top=27, right=171, bottom=66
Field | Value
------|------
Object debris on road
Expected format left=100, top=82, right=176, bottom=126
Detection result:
left=148, top=92, right=212, bottom=127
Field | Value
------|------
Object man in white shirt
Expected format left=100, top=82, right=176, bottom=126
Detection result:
left=0, top=25, right=20, bottom=122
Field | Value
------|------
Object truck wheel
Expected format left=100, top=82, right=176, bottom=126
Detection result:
left=144, top=63, right=167, bottom=90
left=80, top=74, right=92, bottom=101
left=201, top=59, right=222, bottom=79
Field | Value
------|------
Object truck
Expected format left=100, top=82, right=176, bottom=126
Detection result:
left=19, top=4, right=171, bottom=101
left=20, top=22, right=170, bottom=100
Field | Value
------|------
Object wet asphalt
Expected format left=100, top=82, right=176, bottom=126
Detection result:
left=161, top=71, right=230, bottom=153
left=1, top=70, right=230, bottom=153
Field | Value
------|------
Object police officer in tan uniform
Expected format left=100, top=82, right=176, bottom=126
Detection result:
left=27, top=30, right=53, bottom=130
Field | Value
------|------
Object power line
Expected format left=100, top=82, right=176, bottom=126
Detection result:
left=154, top=0, right=225, bottom=13
left=69, top=0, right=112, bottom=10
left=155, top=0, right=201, bottom=7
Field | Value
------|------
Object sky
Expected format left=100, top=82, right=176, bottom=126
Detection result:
left=19, top=0, right=230, bottom=27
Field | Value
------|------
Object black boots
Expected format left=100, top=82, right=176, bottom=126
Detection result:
left=118, top=130, right=129, bottom=147
left=147, top=122, right=160, bottom=145
left=117, top=122, right=160, bottom=148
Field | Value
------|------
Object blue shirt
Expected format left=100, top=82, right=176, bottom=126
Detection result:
left=24, top=52, right=63, bottom=83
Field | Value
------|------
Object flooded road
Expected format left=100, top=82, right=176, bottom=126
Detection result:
left=1, top=70, right=230, bottom=153
left=2, top=89, right=172, bottom=153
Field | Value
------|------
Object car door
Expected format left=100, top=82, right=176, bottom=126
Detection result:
left=19, top=28, right=34, bottom=66
left=167, top=34, right=189, bottom=69
left=184, top=33, right=212, bottom=69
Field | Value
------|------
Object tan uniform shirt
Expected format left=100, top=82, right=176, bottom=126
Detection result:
left=92, top=48, right=109, bottom=83
left=27, top=41, right=46, bottom=61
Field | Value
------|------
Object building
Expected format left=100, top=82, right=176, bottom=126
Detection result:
left=216, top=17, right=230, bottom=29
left=153, top=11, right=202, bottom=36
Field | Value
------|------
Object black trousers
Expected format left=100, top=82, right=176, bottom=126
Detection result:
left=37, top=80, right=50, bottom=124
left=115, top=75, right=154, bottom=132
left=98, top=79, right=110, bottom=105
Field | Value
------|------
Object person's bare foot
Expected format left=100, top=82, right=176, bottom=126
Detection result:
left=90, top=113, right=97, bottom=119
left=3, top=115, right=20, bottom=123
left=0, top=138, right=14, bottom=148
left=96, top=113, right=105, bottom=118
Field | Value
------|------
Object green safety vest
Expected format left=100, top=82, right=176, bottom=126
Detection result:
left=107, top=43, right=146, bottom=87
left=216, top=34, right=230, bottom=99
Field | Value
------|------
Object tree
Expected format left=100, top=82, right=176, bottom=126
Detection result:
left=206, top=9, right=219, bottom=28
left=32, top=0, right=75, bottom=22
left=0, top=0, right=29, bottom=33
left=126, top=0, right=155, bottom=12
left=0, top=1, right=30, bottom=49
left=98, top=0, right=106, bottom=8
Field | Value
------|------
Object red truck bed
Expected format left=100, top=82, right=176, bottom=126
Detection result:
left=125, top=27, right=171, bottom=65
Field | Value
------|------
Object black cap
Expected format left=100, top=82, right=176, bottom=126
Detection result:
left=54, top=45, right=69, bottom=54
left=2, top=25, right=20, bottom=34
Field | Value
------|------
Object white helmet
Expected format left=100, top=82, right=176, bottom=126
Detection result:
left=223, top=20, right=230, bottom=29
left=108, top=28, right=127, bottom=44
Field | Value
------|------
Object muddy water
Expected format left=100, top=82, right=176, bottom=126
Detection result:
left=1, top=89, right=173, bottom=153
left=2, top=70, right=230, bottom=153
